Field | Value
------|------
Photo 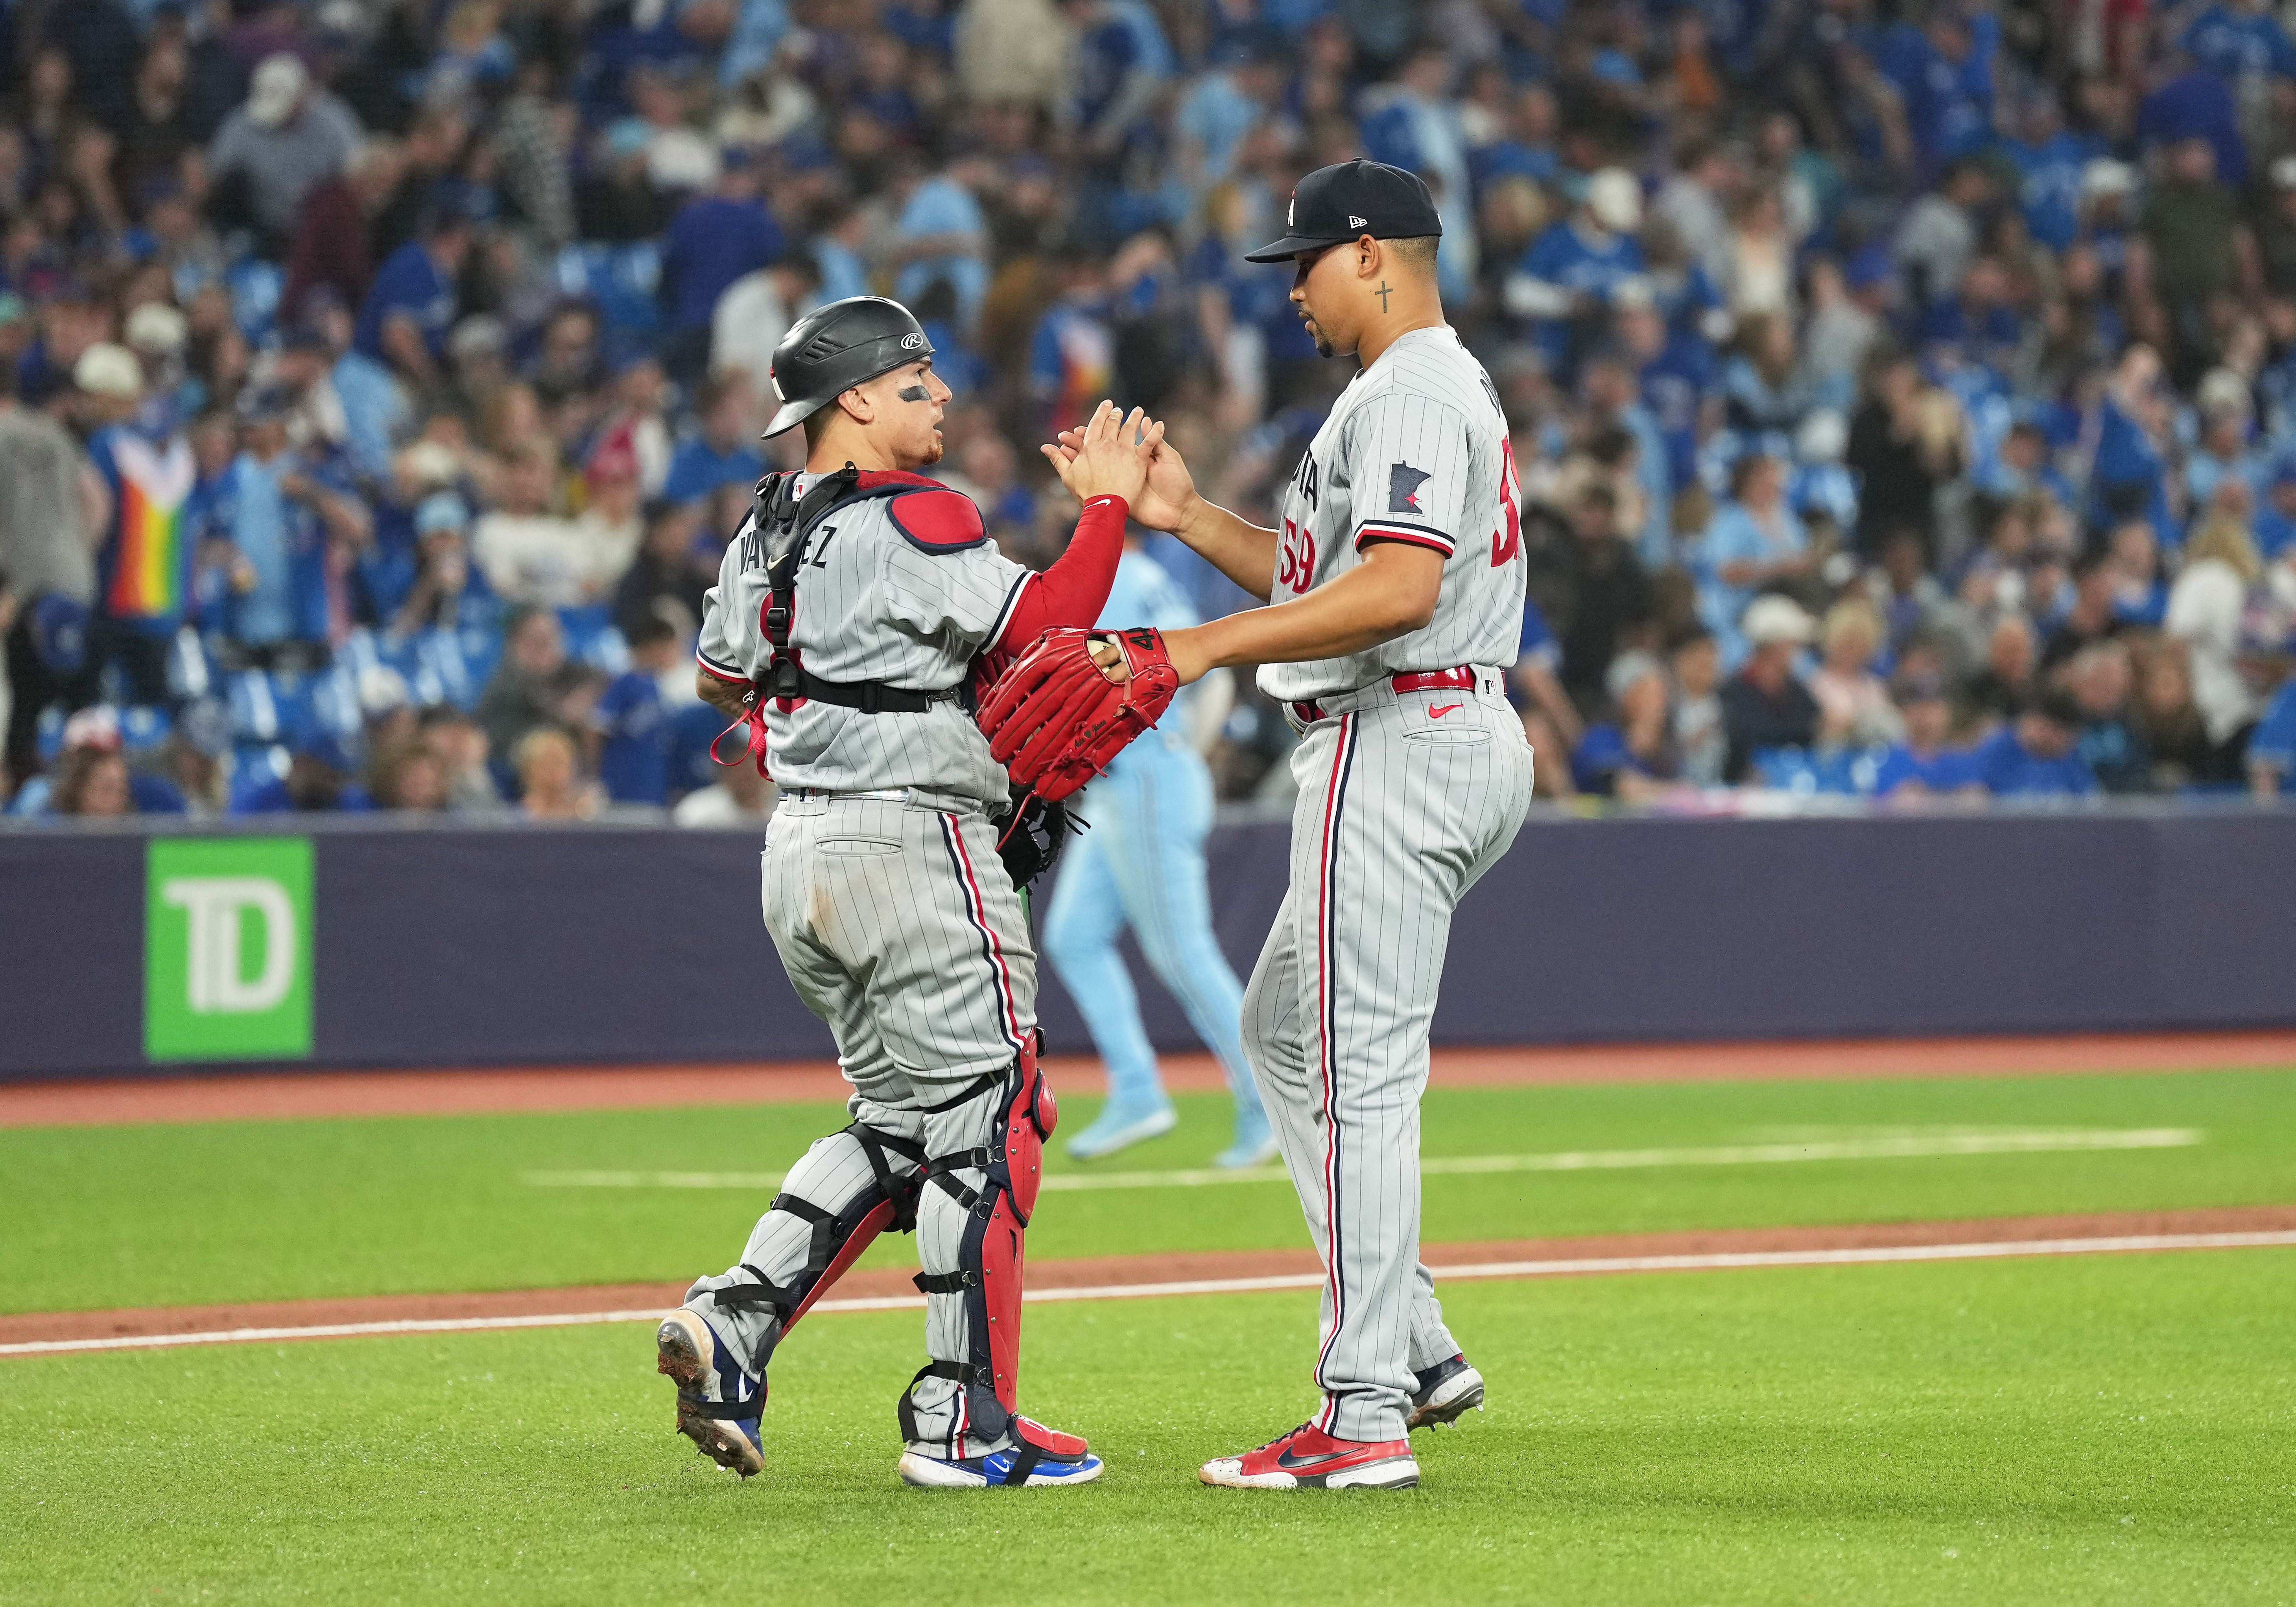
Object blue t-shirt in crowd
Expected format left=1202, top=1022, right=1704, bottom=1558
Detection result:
left=892, top=175, right=988, bottom=323
left=2136, top=69, right=2248, bottom=186
left=1969, top=724, right=2097, bottom=797
left=2253, top=501, right=2296, bottom=560
left=354, top=242, right=457, bottom=363
left=594, top=669, right=669, bottom=805
left=662, top=438, right=764, bottom=505
left=2181, top=5, right=2296, bottom=81
left=662, top=195, right=783, bottom=332
left=2248, top=680, right=2296, bottom=792
left=210, top=452, right=339, bottom=647
left=1871, top=742, right=1981, bottom=795
left=1996, top=129, right=2097, bottom=251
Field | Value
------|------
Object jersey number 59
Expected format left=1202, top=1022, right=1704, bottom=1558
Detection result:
left=1278, top=517, right=1317, bottom=597
left=1491, top=437, right=1523, bottom=568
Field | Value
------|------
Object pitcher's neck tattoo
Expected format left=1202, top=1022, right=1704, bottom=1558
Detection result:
left=1376, top=280, right=1392, bottom=313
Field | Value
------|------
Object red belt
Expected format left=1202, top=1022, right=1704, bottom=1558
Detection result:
left=1290, top=666, right=1475, bottom=726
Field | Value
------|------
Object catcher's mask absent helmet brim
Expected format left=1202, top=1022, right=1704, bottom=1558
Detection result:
left=761, top=299, right=937, bottom=437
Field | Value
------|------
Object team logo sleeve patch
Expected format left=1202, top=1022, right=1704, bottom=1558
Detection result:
left=887, top=487, right=989, bottom=554
left=1388, top=463, right=1431, bottom=514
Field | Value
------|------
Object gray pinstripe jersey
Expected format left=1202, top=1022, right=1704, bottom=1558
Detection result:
left=1257, top=326, right=1527, bottom=703
left=697, top=473, right=1030, bottom=808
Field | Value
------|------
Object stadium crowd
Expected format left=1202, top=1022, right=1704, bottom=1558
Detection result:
left=4, top=0, right=2296, bottom=822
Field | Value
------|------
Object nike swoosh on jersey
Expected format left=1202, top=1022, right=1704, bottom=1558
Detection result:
left=1428, top=703, right=1462, bottom=718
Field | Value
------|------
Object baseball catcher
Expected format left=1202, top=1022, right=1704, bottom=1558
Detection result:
left=656, top=295, right=1158, bottom=1488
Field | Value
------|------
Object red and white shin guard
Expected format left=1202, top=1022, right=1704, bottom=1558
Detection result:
left=899, top=1045, right=1059, bottom=1451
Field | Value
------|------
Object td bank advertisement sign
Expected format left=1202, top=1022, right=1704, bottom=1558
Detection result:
left=145, top=837, right=314, bottom=1061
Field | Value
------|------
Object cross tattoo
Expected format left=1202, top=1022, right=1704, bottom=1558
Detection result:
left=1376, top=280, right=1392, bottom=313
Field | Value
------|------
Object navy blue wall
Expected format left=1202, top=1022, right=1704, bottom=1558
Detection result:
left=4, top=809, right=2292, bottom=1081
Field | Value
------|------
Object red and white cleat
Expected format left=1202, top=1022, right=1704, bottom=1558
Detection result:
left=1197, top=1422, right=1420, bottom=1491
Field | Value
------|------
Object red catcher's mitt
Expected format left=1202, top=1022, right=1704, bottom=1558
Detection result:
left=977, top=626, right=1180, bottom=801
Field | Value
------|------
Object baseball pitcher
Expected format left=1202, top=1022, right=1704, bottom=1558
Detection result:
left=1011, top=161, right=1534, bottom=1490
left=656, top=295, right=1158, bottom=1488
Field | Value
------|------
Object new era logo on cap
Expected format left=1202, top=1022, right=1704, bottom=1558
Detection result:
left=1247, top=160, right=1444, bottom=262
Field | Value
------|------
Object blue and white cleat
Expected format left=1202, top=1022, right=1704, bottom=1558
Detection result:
left=1212, top=1106, right=1279, bottom=1170
left=1063, top=1098, right=1177, bottom=1160
left=1407, top=1352, right=1485, bottom=1431
left=656, top=1307, right=765, bottom=1478
left=898, top=1419, right=1106, bottom=1487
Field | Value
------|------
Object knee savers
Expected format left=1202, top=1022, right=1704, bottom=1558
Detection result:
left=712, top=1119, right=926, bottom=1337
left=901, top=1051, right=1058, bottom=1438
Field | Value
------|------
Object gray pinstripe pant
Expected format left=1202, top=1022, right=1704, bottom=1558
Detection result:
left=686, top=793, right=1036, bottom=1452
left=1242, top=677, right=1534, bottom=1442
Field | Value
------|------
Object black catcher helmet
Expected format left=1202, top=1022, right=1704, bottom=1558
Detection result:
left=761, top=295, right=935, bottom=438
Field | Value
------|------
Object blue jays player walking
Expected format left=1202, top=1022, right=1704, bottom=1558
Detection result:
left=1052, top=161, right=1533, bottom=1491
left=1041, top=542, right=1276, bottom=1167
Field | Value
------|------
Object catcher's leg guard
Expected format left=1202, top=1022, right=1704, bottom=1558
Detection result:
left=899, top=1047, right=1059, bottom=1453
left=688, top=1114, right=927, bottom=1373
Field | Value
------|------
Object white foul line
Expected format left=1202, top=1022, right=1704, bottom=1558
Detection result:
left=518, top=1128, right=2204, bottom=1194
left=6, top=1227, right=2292, bottom=1359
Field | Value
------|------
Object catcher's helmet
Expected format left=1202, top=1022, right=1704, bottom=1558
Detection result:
left=761, top=295, right=935, bottom=438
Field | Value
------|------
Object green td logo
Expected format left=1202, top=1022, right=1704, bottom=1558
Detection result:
left=145, top=837, right=314, bottom=1061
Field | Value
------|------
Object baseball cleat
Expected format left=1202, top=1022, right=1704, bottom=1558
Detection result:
left=1213, top=1106, right=1279, bottom=1169
left=1064, top=1098, right=1177, bottom=1160
left=1199, top=1423, right=1420, bottom=1490
left=1407, top=1353, right=1486, bottom=1431
left=898, top=1418, right=1105, bottom=1487
left=656, top=1307, right=765, bottom=1478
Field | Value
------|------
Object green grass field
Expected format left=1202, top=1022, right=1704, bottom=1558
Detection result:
left=4, top=1068, right=2294, bottom=1312
left=4, top=1253, right=2293, bottom=1604
left=4, top=1065, right=2294, bottom=1604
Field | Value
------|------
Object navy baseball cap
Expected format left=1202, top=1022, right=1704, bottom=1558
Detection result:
left=1246, top=160, right=1444, bottom=263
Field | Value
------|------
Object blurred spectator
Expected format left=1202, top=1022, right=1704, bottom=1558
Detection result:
left=478, top=604, right=572, bottom=760
left=1966, top=614, right=2040, bottom=726
left=2165, top=517, right=2265, bottom=753
left=419, top=705, right=502, bottom=813
left=48, top=741, right=131, bottom=816
left=367, top=737, right=448, bottom=813
left=1667, top=625, right=1726, bottom=787
left=663, top=372, right=763, bottom=505
left=207, top=55, right=363, bottom=247
left=2130, top=636, right=2224, bottom=791
left=1872, top=673, right=1978, bottom=795
left=1569, top=651, right=1678, bottom=800
left=675, top=752, right=775, bottom=824
left=1545, top=482, right=1653, bottom=710
left=660, top=147, right=782, bottom=384
left=2248, top=674, right=2296, bottom=797
left=1697, top=453, right=1811, bottom=669
left=1808, top=599, right=1904, bottom=747
left=79, top=343, right=189, bottom=706
left=1969, top=689, right=2098, bottom=797
left=0, top=373, right=96, bottom=788
left=354, top=199, right=479, bottom=391
left=2067, top=640, right=2151, bottom=794
left=205, top=387, right=371, bottom=671
left=514, top=724, right=595, bottom=820
left=590, top=614, right=679, bottom=806
left=1721, top=595, right=1821, bottom=782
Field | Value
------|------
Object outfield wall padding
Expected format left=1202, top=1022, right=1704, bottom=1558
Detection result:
left=4, top=809, right=2293, bottom=1080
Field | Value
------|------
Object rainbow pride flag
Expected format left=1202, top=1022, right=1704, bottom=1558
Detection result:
left=103, top=433, right=196, bottom=621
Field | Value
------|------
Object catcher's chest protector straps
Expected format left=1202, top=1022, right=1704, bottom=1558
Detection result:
left=749, top=466, right=959, bottom=714
left=901, top=1049, right=1058, bottom=1435
left=712, top=1120, right=926, bottom=1336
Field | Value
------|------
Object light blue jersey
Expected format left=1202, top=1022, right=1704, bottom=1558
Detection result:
left=1041, top=549, right=1270, bottom=1165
